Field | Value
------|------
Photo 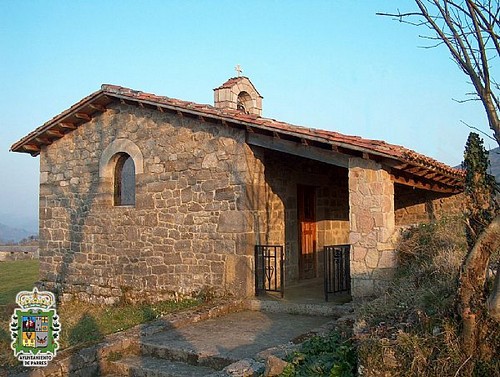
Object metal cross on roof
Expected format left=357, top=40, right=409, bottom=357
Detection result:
left=235, top=64, right=243, bottom=77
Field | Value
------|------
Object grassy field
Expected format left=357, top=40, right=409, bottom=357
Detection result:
left=0, top=259, right=39, bottom=306
left=0, top=259, right=201, bottom=368
left=0, top=259, right=40, bottom=367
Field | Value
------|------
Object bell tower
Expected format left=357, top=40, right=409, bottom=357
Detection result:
left=214, top=75, right=263, bottom=117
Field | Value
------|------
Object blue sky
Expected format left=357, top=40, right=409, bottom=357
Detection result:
left=0, top=1, right=493, bottom=231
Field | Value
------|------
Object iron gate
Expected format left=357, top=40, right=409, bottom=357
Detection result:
left=255, top=245, right=284, bottom=298
left=324, top=244, right=351, bottom=301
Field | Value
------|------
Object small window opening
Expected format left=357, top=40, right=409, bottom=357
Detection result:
left=114, top=153, right=135, bottom=206
left=237, top=91, right=252, bottom=113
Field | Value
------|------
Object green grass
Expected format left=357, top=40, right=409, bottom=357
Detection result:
left=0, top=259, right=39, bottom=306
left=0, top=259, right=40, bottom=367
left=280, top=332, right=357, bottom=377
left=0, top=259, right=203, bottom=368
left=58, top=298, right=201, bottom=348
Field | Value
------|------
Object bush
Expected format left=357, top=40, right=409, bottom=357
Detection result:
left=357, top=216, right=500, bottom=376
left=280, top=332, right=357, bottom=377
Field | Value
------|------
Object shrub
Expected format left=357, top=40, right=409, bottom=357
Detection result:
left=280, top=331, right=357, bottom=377
left=356, top=216, right=500, bottom=376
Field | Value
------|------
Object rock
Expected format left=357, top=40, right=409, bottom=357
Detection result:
left=221, top=358, right=265, bottom=377
left=264, top=355, right=289, bottom=377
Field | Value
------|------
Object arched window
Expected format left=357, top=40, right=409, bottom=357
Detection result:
left=114, top=153, right=135, bottom=206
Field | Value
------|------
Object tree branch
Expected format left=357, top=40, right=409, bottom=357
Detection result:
left=460, top=120, right=498, bottom=142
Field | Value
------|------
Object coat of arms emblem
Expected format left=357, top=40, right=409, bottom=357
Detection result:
left=10, top=287, right=60, bottom=367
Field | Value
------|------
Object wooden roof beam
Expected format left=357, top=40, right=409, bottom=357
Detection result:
left=393, top=163, right=410, bottom=170
left=392, top=174, right=459, bottom=194
left=247, top=133, right=349, bottom=169
left=89, top=103, right=106, bottom=112
left=23, top=144, right=41, bottom=153
left=406, top=166, right=427, bottom=174
left=424, top=171, right=438, bottom=180
left=58, top=122, right=76, bottom=130
left=46, top=130, right=64, bottom=138
left=35, top=137, right=51, bottom=145
left=75, top=112, right=91, bottom=121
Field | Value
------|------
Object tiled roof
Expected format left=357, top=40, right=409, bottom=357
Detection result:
left=11, top=84, right=464, bottom=192
left=214, top=76, right=263, bottom=97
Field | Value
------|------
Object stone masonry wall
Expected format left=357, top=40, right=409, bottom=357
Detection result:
left=38, top=103, right=260, bottom=304
left=349, top=158, right=396, bottom=298
left=395, top=184, right=463, bottom=226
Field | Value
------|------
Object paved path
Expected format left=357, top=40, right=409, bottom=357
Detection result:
left=142, top=310, right=333, bottom=361
left=111, top=309, right=337, bottom=376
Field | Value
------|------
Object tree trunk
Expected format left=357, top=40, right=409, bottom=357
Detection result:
left=488, top=262, right=500, bottom=321
left=458, top=214, right=500, bottom=355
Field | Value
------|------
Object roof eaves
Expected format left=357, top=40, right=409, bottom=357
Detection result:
left=10, top=89, right=106, bottom=154
left=11, top=84, right=464, bottom=191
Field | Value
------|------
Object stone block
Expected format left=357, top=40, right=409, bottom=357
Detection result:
left=351, top=246, right=367, bottom=262
left=351, top=278, right=374, bottom=297
left=202, top=152, right=219, bottom=169
left=365, top=249, right=380, bottom=269
left=356, top=213, right=374, bottom=233
left=378, top=250, right=397, bottom=269
left=350, top=260, right=370, bottom=276
left=215, top=186, right=235, bottom=201
left=221, top=358, right=265, bottom=377
left=217, top=211, right=252, bottom=233
left=264, top=355, right=289, bottom=376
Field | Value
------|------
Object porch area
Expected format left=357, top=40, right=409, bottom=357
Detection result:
left=252, top=244, right=352, bottom=316
left=248, top=277, right=353, bottom=317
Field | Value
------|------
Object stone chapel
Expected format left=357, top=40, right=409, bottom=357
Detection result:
left=11, top=76, right=464, bottom=304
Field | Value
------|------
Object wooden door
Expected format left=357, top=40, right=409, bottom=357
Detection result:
left=298, top=185, right=317, bottom=279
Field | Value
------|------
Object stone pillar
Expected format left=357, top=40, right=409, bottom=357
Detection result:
left=348, top=158, right=396, bottom=297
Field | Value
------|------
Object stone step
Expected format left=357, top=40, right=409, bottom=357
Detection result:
left=140, top=341, right=236, bottom=370
left=109, top=355, right=218, bottom=377
left=137, top=311, right=333, bottom=367
left=246, top=299, right=354, bottom=317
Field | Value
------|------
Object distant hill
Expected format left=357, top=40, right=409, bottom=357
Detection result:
left=0, top=222, right=36, bottom=244
left=488, top=147, right=500, bottom=183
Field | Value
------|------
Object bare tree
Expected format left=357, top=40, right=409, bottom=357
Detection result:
left=379, top=0, right=499, bottom=143
left=379, top=0, right=500, bottom=358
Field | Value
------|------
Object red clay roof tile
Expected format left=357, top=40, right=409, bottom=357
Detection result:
left=11, top=84, right=464, bottom=187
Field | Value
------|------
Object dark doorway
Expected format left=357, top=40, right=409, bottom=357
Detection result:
left=298, top=185, right=317, bottom=279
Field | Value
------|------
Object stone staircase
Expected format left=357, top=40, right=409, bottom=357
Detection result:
left=103, top=306, right=346, bottom=377
left=108, top=355, right=221, bottom=376
left=11, top=299, right=353, bottom=377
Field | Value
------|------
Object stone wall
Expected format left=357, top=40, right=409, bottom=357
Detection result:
left=349, top=158, right=396, bottom=297
left=395, top=184, right=463, bottom=226
left=0, top=245, right=38, bottom=261
left=38, top=103, right=261, bottom=304
left=36, top=100, right=463, bottom=304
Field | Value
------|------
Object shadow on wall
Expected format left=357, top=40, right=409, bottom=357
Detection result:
left=39, top=119, right=108, bottom=303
